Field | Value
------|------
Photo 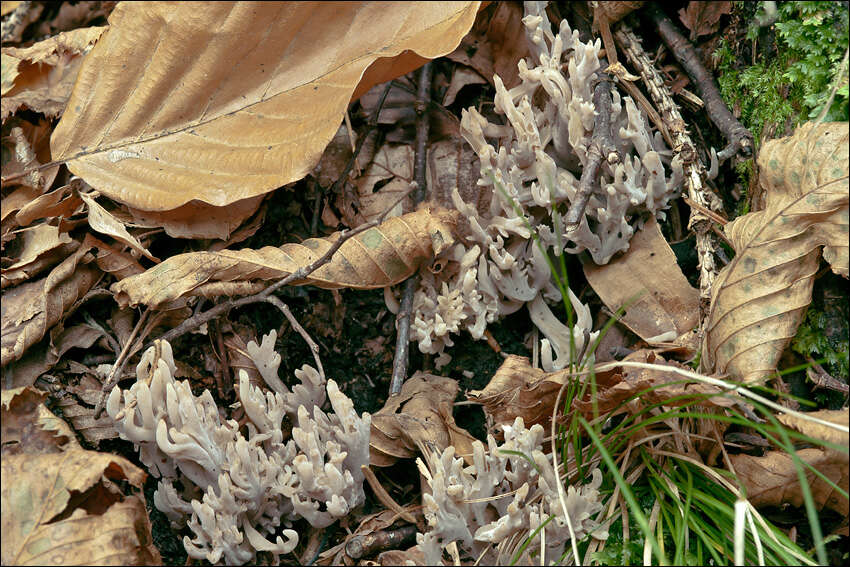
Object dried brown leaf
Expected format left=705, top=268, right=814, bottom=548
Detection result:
left=678, top=1, right=731, bottom=40
left=445, top=2, right=529, bottom=89
left=111, top=206, right=459, bottom=309
left=1, top=388, right=159, bottom=565
left=124, top=195, right=266, bottom=241
left=15, top=182, right=84, bottom=227
left=1, top=224, right=75, bottom=288
left=34, top=1, right=116, bottom=37
left=1, top=246, right=100, bottom=366
left=1, top=26, right=106, bottom=120
left=50, top=2, right=479, bottom=212
left=730, top=409, right=849, bottom=516
left=442, top=66, right=487, bottom=107
left=83, top=233, right=146, bottom=280
left=704, top=122, right=849, bottom=384
left=584, top=218, right=699, bottom=343
left=370, top=372, right=476, bottom=467
left=471, top=353, right=741, bottom=435
left=355, top=144, right=414, bottom=222
left=1, top=119, right=58, bottom=194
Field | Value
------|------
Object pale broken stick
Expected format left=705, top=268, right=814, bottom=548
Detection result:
left=564, top=73, right=620, bottom=232
left=389, top=61, right=433, bottom=396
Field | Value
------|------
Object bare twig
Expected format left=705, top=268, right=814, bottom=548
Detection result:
left=266, top=294, right=325, bottom=381
left=361, top=464, right=418, bottom=524
left=648, top=6, right=753, bottom=162
left=345, top=525, right=417, bottom=560
left=389, top=61, right=433, bottom=396
left=615, top=24, right=724, bottom=327
left=806, top=357, right=849, bottom=395
left=93, top=307, right=150, bottom=418
left=565, top=74, right=620, bottom=232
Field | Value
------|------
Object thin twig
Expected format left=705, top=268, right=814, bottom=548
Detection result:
left=389, top=61, right=433, bottom=396
left=266, top=294, right=325, bottom=381
left=648, top=6, right=753, bottom=162
left=361, top=464, right=418, bottom=524
left=345, top=526, right=418, bottom=560
left=565, top=74, right=619, bottom=232
left=615, top=23, right=724, bottom=327
left=93, top=308, right=150, bottom=418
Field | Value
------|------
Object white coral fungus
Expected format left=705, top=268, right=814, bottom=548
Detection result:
left=107, top=332, right=371, bottom=565
left=404, top=1, right=682, bottom=368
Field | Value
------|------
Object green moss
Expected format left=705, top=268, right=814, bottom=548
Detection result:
left=715, top=1, right=849, bottom=206
left=792, top=306, right=849, bottom=380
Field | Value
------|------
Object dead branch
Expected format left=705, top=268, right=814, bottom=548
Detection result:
left=266, top=294, right=325, bottom=381
left=614, top=24, right=725, bottom=327
left=565, top=74, right=620, bottom=232
left=648, top=6, right=753, bottom=162
left=389, top=61, right=433, bottom=396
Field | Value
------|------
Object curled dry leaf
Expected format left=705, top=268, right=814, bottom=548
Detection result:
left=704, top=122, right=849, bottom=384
left=730, top=410, right=849, bottom=516
left=1, top=119, right=58, bottom=195
left=78, top=191, right=158, bottom=262
left=584, top=218, right=699, bottom=344
left=1, top=26, right=106, bottom=121
left=1, top=245, right=100, bottom=366
left=1, top=387, right=160, bottom=566
left=50, top=2, right=479, bottom=212
left=112, top=206, right=459, bottom=309
left=370, top=372, right=476, bottom=467
left=15, top=181, right=84, bottom=227
left=678, top=1, right=732, bottom=40
left=1, top=223, right=75, bottom=288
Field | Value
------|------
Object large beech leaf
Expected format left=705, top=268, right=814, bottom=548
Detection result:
left=704, top=122, right=849, bottom=384
left=50, top=2, right=479, bottom=212
left=112, top=206, right=459, bottom=308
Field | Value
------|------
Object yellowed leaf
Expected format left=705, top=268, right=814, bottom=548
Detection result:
left=1, top=387, right=159, bottom=565
left=50, top=2, right=480, bottom=212
left=778, top=409, right=849, bottom=448
left=584, top=218, right=700, bottom=343
left=704, top=122, right=849, bottom=384
left=1, top=26, right=106, bottom=120
left=112, top=206, right=458, bottom=309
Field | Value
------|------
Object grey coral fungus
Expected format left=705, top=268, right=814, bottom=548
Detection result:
left=416, top=417, right=605, bottom=565
left=107, top=333, right=371, bottom=565
left=405, top=1, right=682, bottom=368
